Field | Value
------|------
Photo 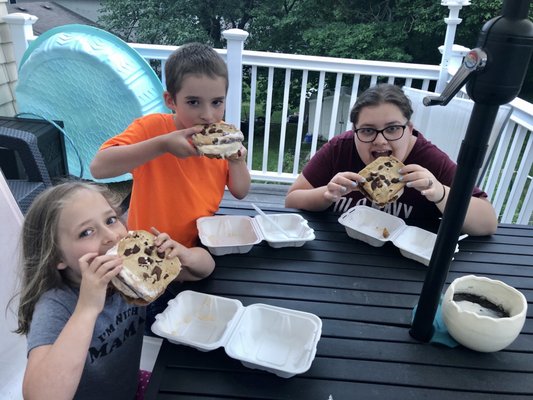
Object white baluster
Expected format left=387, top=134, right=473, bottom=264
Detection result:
left=222, top=28, right=249, bottom=129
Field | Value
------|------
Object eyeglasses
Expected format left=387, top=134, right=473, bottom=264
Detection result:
left=354, top=124, right=408, bottom=143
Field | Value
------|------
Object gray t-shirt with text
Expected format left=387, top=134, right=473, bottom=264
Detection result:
left=27, top=286, right=146, bottom=400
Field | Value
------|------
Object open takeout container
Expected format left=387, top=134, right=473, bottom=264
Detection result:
left=197, top=214, right=315, bottom=256
left=338, top=205, right=459, bottom=266
left=151, top=290, right=322, bottom=378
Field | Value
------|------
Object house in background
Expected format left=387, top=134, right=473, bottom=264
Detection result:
left=6, top=0, right=100, bottom=34
left=308, top=87, right=352, bottom=140
left=0, top=0, right=18, bottom=116
left=0, top=0, right=101, bottom=117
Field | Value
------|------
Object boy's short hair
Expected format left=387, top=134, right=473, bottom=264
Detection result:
left=165, top=42, right=229, bottom=99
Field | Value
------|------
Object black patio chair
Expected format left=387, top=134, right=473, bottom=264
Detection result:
left=0, top=127, right=52, bottom=214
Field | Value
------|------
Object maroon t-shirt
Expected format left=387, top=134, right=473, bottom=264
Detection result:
left=302, top=130, right=486, bottom=223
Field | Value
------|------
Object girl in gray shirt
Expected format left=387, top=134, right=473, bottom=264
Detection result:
left=14, top=181, right=181, bottom=399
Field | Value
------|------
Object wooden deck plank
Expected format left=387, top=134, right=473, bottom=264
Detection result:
left=222, top=182, right=289, bottom=209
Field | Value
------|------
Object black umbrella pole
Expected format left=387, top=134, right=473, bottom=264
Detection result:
left=410, top=103, right=499, bottom=342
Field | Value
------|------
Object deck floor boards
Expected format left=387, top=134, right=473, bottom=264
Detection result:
left=222, top=182, right=290, bottom=209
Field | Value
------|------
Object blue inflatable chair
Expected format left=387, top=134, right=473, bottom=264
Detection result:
left=16, top=24, right=169, bottom=182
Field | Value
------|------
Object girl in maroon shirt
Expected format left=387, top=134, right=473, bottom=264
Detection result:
left=285, top=84, right=497, bottom=236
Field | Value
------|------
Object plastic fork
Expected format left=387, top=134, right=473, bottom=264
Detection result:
left=251, top=203, right=298, bottom=239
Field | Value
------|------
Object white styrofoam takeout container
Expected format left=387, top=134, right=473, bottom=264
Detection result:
left=197, top=214, right=315, bottom=256
left=151, top=290, right=322, bottom=378
left=338, top=205, right=458, bottom=266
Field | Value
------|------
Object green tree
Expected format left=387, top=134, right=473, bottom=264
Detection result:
left=96, top=0, right=507, bottom=62
left=98, top=0, right=532, bottom=99
left=99, top=0, right=255, bottom=47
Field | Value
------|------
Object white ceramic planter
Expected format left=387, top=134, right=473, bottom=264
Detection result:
left=442, top=275, right=527, bottom=352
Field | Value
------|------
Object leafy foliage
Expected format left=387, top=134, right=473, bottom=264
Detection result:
left=99, top=0, right=208, bottom=44
left=303, top=22, right=411, bottom=62
left=98, top=0, right=532, bottom=100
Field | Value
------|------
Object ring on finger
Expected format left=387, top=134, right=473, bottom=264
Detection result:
left=428, top=178, right=433, bottom=188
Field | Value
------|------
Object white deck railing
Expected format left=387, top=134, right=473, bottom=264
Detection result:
left=4, top=15, right=533, bottom=225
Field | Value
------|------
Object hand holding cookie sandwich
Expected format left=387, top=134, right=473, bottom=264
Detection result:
left=357, top=156, right=406, bottom=207
left=397, top=163, right=447, bottom=205
left=192, top=122, right=247, bottom=161
left=107, top=229, right=182, bottom=305
left=107, top=227, right=215, bottom=305
left=323, top=171, right=364, bottom=203
left=324, top=156, right=407, bottom=207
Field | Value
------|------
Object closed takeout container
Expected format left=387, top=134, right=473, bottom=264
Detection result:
left=338, top=205, right=458, bottom=266
left=197, top=214, right=315, bottom=256
left=151, top=290, right=322, bottom=378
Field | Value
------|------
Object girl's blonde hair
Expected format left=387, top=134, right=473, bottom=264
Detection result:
left=14, top=181, right=122, bottom=335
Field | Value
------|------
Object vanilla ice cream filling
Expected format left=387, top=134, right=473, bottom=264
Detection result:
left=198, top=141, right=242, bottom=158
left=106, top=242, right=160, bottom=300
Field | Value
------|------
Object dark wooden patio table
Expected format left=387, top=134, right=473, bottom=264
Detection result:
left=145, top=202, right=533, bottom=400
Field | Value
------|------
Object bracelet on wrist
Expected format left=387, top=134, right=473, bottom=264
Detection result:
left=433, top=185, right=446, bottom=204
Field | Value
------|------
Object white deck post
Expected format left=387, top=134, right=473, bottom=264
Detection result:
left=222, top=28, right=249, bottom=129
left=2, top=12, right=38, bottom=68
left=435, top=1, right=470, bottom=93
left=438, top=44, right=471, bottom=97
left=439, top=44, right=470, bottom=76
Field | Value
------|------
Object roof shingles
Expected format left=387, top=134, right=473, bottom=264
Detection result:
left=7, top=1, right=99, bottom=35
left=1, top=1, right=100, bottom=116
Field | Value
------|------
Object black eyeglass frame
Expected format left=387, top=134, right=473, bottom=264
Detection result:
left=354, top=124, right=409, bottom=143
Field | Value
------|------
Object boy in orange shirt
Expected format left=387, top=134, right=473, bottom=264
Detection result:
left=90, top=43, right=251, bottom=281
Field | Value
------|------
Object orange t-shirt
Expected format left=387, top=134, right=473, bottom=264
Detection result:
left=100, top=114, right=229, bottom=247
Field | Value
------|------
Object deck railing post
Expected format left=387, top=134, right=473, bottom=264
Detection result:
left=222, top=28, right=249, bottom=129
left=439, top=44, right=470, bottom=77
left=2, top=12, right=38, bottom=68
left=435, top=1, right=470, bottom=93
